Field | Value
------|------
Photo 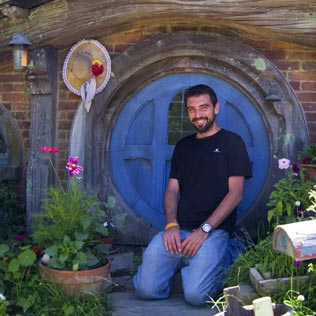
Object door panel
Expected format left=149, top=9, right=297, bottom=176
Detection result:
left=110, top=73, right=269, bottom=230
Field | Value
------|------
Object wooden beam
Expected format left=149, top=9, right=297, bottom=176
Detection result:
left=0, top=0, right=315, bottom=57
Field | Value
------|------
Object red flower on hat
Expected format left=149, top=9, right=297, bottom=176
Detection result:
left=91, top=59, right=104, bottom=77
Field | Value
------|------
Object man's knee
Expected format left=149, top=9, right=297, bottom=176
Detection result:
left=133, top=275, right=171, bottom=300
left=183, top=278, right=223, bottom=306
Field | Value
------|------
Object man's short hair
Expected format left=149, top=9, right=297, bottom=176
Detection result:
left=184, top=84, right=218, bottom=107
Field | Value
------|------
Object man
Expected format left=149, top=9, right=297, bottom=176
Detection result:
left=133, top=84, right=252, bottom=306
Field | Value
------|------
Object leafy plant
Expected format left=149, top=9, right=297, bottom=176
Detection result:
left=32, top=184, right=109, bottom=270
left=0, top=240, right=40, bottom=315
left=31, top=146, right=113, bottom=271
left=299, top=145, right=316, bottom=165
left=0, top=293, right=9, bottom=316
left=224, top=235, right=311, bottom=286
left=284, top=290, right=316, bottom=316
left=0, top=180, right=24, bottom=242
left=27, top=282, right=110, bottom=316
left=267, top=159, right=314, bottom=227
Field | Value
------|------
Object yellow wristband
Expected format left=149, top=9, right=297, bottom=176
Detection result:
left=165, top=222, right=179, bottom=230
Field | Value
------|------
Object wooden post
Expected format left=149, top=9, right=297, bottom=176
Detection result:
left=253, top=297, right=274, bottom=316
left=26, top=46, right=58, bottom=230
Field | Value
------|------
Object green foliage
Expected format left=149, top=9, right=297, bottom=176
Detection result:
left=25, top=282, right=110, bottom=316
left=0, top=240, right=39, bottom=315
left=44, top=235, right=107, bottom=271
left=0, top=294, right=9, bottom=316
left=0, top=180, right=24, bottom=241
left=32, top=184, right=109, bottom=270
left=307, top=186, right=316, bottom=217
left=266, top=168, right=314, bottom=227
left=33, top=184, right=100, bottom=246
left=0, top=180, right=16, bottom=213
left=224, top=235, right=312, bottom=286
left=284, top=290, right=316, bottom=316
left=0, top=235, right=111, bottom=315
left=299, top=145, right=316, bottom=164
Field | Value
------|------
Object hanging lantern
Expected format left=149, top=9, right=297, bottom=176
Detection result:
left=8, top=33, right=32, bottom=71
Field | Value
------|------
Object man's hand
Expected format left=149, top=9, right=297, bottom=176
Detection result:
left=164, top=227, right=182, bottom=254
left=181, top=229, right=208, bottom=257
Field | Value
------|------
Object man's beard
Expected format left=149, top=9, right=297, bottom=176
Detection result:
left=191, top=117, right=215, bottom=133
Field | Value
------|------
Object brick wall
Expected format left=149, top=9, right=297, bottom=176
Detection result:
left=1, top=27, right=315, bottom=184
left=0, top=55, right=31, bottom=157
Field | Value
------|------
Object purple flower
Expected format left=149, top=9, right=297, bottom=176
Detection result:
left=294, top=203, right=304, bottom=218
left=292, top=163, right=300, bottom=176
left=294, top=260, right=302, bottom=267
left=14, top=232, right=29, bottom=241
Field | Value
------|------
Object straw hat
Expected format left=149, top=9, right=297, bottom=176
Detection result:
left=62, top=39, right=111, bottom=96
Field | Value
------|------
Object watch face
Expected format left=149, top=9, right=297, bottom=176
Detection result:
left=202, top=223, right=212, bottom=233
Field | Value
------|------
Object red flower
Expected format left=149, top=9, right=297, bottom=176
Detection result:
left=31, top=246, right=42, bottom=256
left=40, top=146, right=59, bottom=153
left=302, top=157, right=313, bottom=164
left=91, top=59, right=104, bottom=77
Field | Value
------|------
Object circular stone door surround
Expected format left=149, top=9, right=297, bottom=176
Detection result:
left=80, top=32, right=308, bottom=244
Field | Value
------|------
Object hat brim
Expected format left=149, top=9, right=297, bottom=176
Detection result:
left=62, top=39, right=111, bottom=96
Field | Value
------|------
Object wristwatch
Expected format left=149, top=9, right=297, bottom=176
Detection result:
left=201, top=223, right=212, bottom=233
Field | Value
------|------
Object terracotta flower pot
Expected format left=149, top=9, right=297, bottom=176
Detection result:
left=39, top=260, right=111, bottom=296
left=300, top=163, right=316, bottom=181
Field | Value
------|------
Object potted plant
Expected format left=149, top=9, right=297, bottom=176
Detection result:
left=298, top=145, right=316, bottom=181
left=31, top=146, right=111, bottom=295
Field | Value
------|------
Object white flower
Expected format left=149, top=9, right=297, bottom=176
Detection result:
left=297, top=294, right=305, bottom=302
left=295, top=201, right=301, bottom=206
left=103, top=221, right=109, bottom=227
left=278, top=158, right=291, bottom=169
left=41, top=253, right=50, bottom=265
left=0, top=293, right=5, bottom=301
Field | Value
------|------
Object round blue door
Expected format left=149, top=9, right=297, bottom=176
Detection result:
left=110, top=73, right=269, bottom=230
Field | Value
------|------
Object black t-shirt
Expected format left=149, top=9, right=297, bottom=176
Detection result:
left=169, top=129, right=253, bottom=234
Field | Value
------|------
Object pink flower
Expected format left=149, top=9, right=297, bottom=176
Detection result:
left=14, top=231, right=29, bottom=241
left=278, top=158, right=291, bottom=170
left=40, top=146, right=59, bottom=153
left=40, top=146, right=57, bottom=153
left=66, top=156, right=83, bottom=177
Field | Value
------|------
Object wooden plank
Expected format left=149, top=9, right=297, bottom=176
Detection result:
left=253, top=297, right=273, bottom=316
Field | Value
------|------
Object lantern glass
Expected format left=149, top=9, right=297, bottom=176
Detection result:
left=12, top=45, right=28, bottom=70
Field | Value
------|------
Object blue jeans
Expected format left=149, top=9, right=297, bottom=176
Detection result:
left=133, top=229, right=244, bottom=306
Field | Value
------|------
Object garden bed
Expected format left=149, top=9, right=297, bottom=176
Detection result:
left=249, top=267, right=309, bottom=296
